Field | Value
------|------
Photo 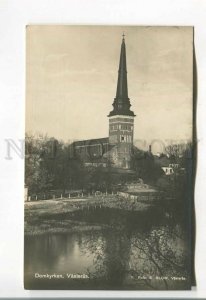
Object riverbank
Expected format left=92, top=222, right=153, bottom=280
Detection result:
left=25, top=195, right=154, bottom=236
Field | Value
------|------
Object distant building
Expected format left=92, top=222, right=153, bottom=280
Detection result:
left=153, top=154, right=176, bottom=176
left=169, top=163, right=179, bottom=169
left=71, top=35, right=136, bottom=171
left=162, top=167, right=174, bottom=176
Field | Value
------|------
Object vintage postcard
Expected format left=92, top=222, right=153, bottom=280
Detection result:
left=25, top=26, right=194, bottom=290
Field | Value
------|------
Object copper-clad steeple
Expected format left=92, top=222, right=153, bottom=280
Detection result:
left=108, top=34, right=135, bottom=117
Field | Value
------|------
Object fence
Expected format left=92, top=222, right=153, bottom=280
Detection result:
left=117, top=191, right=165, bottom=202
left=26, top=190, right=116, bottom=202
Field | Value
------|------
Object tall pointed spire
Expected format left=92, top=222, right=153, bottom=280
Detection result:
left=108, top=34, right=135, bottom=117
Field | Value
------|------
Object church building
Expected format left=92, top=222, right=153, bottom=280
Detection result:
left=72, top=35, right=136, bottom=170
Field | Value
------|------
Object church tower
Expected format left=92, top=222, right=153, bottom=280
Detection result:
left=108, top=35, right=135, bottom=169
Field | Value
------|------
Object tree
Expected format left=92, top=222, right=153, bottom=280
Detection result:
left=25, top=133, right=54, bottom=193
left=25, top=133, right=86, bottom=194
left=131, top=147, right=164, bottom=185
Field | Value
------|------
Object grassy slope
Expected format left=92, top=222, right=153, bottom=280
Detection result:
left=24, top=196, right=151, bottom=236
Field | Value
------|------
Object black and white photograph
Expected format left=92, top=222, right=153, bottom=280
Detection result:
left=24, top=25, right=194, bottom=290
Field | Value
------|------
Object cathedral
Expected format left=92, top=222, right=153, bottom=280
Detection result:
left=72, top=35, right=136, bottom=171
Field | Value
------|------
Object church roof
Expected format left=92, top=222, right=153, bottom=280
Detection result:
left=73, top=137, right=109, bottom=147
left=70, top=137, right=111, bottom=162
left=108, top=35, right=135, bottom=117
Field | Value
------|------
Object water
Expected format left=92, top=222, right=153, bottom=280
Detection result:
left=24, top=207, right=191, bottom=290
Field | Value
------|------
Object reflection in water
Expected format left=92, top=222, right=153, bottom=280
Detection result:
left=129, top=225, right=190, bottom=289
left=25, top=233, right=95, bottom=275
left=24, top=208, right=190, bottom=290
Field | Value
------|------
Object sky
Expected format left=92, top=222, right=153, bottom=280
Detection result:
left=26, top=26, right=193, bottom=149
